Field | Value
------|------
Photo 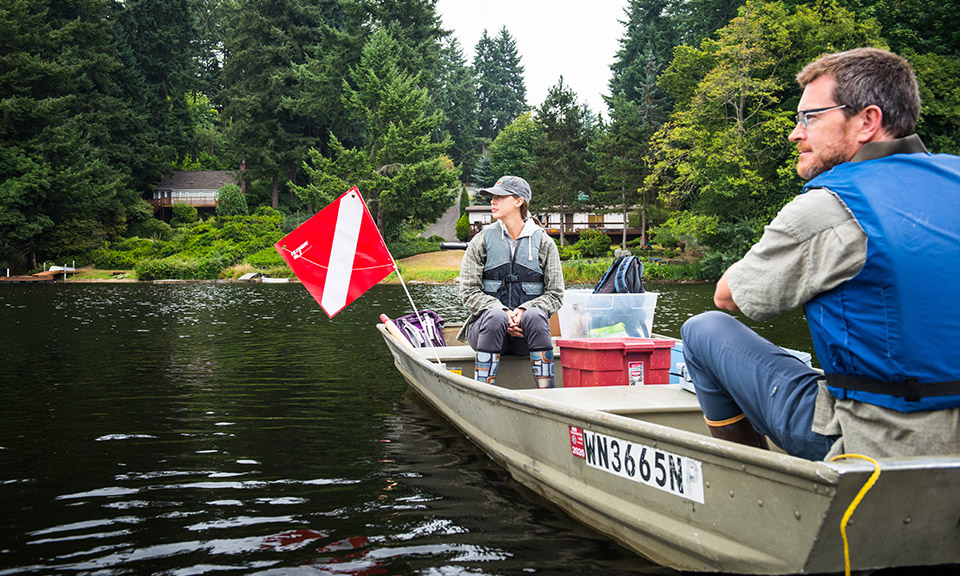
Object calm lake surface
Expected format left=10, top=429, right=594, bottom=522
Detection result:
left=0, top=282, right=813, bottom=575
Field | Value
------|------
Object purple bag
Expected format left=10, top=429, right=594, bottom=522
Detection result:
left=393, top=310, right=446, bottom=348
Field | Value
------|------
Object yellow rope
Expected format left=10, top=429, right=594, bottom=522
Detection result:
left=829, top=454, right=882, bottom=576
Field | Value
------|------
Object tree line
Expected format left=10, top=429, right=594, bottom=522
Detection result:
left=2, top=0, right=957, bottom=276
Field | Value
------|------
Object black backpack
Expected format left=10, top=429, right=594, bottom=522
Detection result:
left=593, top=256, right=645, bottom=294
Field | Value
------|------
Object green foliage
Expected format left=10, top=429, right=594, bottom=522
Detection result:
left=84, top=209, right=284, bottom=278
left=215, top=183, right=248, bottom=216
left=644, top=0, right=884, bottom=254
left=386, top=236, right=442, bottom=260
left=910, top=52, right=960, bottom=155
left=471, top=152, right=494, bottom=189
left=489, top=112, right=542, bottom=180
left=220, top=0, right=325, bottom=208
left=126, top=218, right=173, bottom=242
left=698, top=219, right=763, bottom=279
left=245, top=246, right=286, bottom=268
left=560, top=258, right=610, bottom=283
left=474, top=27, right=528, bottom=140
left=573, top=229, right=612, bottom=258
left=530, top=78, right=595, bottom=248
left=557, top=245, right=581, bottom=261
left=171, top=204, right=199, bottom=226
left=439, top=38, right=480, bottom=177
left=135, top=255, right=226, bottom=280
left=292, top=29, right=458, bottom=240
left=459, top=186, right=470, bottom=215
left=91, top=237, right=161, bottom=269
left=456, top=212, right=470, bottom=242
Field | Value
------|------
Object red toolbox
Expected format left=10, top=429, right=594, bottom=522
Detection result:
left=556, top=338, right=675, bottom=387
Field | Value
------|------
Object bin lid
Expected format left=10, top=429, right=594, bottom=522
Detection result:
left=556, top=337, right=675, bottom=351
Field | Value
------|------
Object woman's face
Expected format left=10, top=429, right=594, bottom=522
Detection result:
left=490, top=194, right=522, bottom=221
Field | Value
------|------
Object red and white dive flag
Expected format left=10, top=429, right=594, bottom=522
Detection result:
left=275, top=187, right=396, bottom=317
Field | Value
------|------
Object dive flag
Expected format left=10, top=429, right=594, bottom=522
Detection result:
left=275, top=187, right=396, bottom=317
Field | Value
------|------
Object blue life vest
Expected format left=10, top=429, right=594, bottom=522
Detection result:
left=802, top=153, right=960, bottom=412
left=481, top=223, right=545, bottom=310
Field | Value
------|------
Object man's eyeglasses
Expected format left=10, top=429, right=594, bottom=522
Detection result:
left=795, top=104, right=848, bottom=127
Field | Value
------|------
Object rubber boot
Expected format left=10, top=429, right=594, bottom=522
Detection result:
left=474, top=352, right=500, bottom=385
left=529, top=350, right=555, bottom=389
left=706, top=415, right=769, bottom=450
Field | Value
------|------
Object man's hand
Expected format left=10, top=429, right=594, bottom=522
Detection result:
left=507, top=307, right=525, bottom=337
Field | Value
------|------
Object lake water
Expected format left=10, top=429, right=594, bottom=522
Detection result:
left=0, top=282, right=813, bottom=575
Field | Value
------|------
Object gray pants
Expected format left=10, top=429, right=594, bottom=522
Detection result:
left=466, top=307, right=552, bottom=354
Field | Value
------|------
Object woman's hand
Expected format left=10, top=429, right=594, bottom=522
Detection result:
left=507, top=307, right=525, bottom=337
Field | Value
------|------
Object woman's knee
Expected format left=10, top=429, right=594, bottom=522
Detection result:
left=520, top=307, right=548, bottom=330
left=478, top=308, right=509, bottom=333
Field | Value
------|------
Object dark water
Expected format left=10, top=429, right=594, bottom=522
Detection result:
left=0, top=282, right=811, bottom=575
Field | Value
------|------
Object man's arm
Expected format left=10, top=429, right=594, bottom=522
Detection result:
left=714, top=270, right=739, bottom=312
left=720, top=189, right=866, bottom=321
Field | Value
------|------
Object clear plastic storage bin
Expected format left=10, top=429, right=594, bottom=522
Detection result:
left=557, top=289, right=658, bottom=338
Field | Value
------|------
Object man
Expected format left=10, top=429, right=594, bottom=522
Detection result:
left=682, top=47, right=960, bottom=460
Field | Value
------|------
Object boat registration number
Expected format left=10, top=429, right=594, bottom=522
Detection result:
left=569, top=426, right=704, bottom=504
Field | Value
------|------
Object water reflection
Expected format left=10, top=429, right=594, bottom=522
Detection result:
left=0, top=282, right=812, bottom=574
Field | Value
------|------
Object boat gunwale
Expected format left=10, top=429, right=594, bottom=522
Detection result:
left=377, top=325, right=871, bottom=483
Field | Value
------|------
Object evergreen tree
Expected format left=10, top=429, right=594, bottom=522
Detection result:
left=487, top=112, right=542, bottom=182
left=474, top=26, right=528, bottom=140
left=471, top=152, right=493, bottom=188
left=438, top=37, right=480, bottom=179
left=114, top=0, right=200, bottom=179
left=220, top=0, right=324, bottom=209
left=362, top=0, right=447, bottom=95
left=529, top=78, right=595, bottom=246
left=286, top=0, right=365, bottom=153
left=593, top=94, right=652, bottom=248
left=608, top=0, right=680, bottom=117
left=0, top=0, right=148, bottom=271
left=292, top=29, right=458, bottom=240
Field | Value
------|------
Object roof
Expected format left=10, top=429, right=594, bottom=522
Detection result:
left=154, top=171, right=238, bottom=191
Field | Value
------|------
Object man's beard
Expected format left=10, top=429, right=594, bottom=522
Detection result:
left=798, top=148, right=849, bottom=180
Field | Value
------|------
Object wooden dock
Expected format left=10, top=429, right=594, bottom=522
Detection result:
left=0, top=269, right=73, bottom=283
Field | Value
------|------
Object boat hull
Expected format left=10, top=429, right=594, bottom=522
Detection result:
left=379, top=326, right=960, bottom=574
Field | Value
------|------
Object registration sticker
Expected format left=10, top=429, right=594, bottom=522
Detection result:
left=569, top=426, right=704, bottom=503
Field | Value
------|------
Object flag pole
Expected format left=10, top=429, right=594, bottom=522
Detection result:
left=391, top=261, right=445, bottom=366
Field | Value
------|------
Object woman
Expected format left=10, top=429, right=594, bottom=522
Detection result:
left=457, top=176, right=564, bottom=388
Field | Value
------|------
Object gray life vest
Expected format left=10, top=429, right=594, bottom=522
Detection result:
left=481, top=223, right=545, bottom=310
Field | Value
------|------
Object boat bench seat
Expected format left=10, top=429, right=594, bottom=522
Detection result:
left=520, top=385, right=701, bottom=415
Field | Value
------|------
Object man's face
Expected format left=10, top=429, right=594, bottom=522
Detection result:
left=788, top=75, right=860, bottom=180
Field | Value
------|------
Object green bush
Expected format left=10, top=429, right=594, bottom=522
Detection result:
left=557, top=245, right=580, bottom=261
left=126, top=218, right=173, bottom=241
left=90, top=237, right=160, bottom=269
left=573, top=228, right=612, bottom=258
left=561, top=258, right=612, bottom=284
left=171, top=203, right=198, bottom=226
left=459, top=185, right=470, bottom=216
left=387, top=236, right=441, bottom=259
left=216, top=183, right=248, bottom=216
left=246, top=246, right=286, bottom=268
left=134, top=255, right=225, bottom=280
left=456, top=213, right=469, bottom=241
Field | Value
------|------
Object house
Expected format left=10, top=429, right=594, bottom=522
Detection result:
left=466, top=205, right=642, bottom=241
left=149, top=170, right=239, bottom=219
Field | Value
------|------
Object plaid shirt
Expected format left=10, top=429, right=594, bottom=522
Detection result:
left=457, top=220, right=564, bottom=342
